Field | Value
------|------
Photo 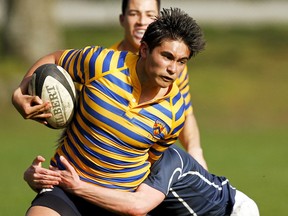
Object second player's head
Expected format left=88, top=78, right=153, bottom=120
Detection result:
left=120, top=0, right=160, bottom=53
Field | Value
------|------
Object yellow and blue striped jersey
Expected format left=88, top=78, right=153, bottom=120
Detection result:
left=111, top=41, right=193, bottom=116
left=51, top=46, right=186, bottom=191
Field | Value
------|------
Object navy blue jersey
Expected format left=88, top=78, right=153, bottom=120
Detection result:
left=144, top=146, right=236, bottom=216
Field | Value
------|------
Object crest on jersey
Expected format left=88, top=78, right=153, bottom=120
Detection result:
left=153, top=119, right=166, bottom=137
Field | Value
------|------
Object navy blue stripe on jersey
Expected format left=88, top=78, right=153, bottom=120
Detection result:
left=102, top=50, right=114, bottom=72
left=66, top=131, right=139, bottom=168
left=156, top=140, right=174, bottom=147
left=51, top=153, right=65, bottom=170
left=81, top=178, right=133, bottom=190
left=90, top=81, right=130, bottom=106
left=76, top=110, right=144, bottom=150
left=182, top=90, right=189, bottom=99
left=58, top=146, right=147, bottom=185
left=85, top=87, right=127, bottom=115
left=73, top=120, right=142, bottom=158
left=117, top=51, right=128, bottom=68
left=184, top=102, right=192, bottom=113
left=175, top=104, right=186, bottom=121
left=81, top=98, right=153, bottom=146
left=57, top=146, right=146, bottom=182
left=139, top=105, right=172, bottom=120
left=83, top=104, right=152, bottom=145
left=72, top=50, right=83, bottom=82
left=89, top=47, right=104, bottom=79
left=120, top=68, right=130, bottom=76
left=177, top=71, right=189, bottom=91
left=172, top=92, right=183, bottom=106
left=63, top=137, right=148, bottom=176
left=61, top=50, right=75, bottom=68
left=182, top=91, right=192, bottom=108
left=149, top=141, right=175, bottom=159
left=139, top=109, right=170, bottom=134
left=103, top=73, right=133, bottom=93
left=171, top=122, right=185, bottom=135
left=149, top=147, right=165, bottom=157
left=80, top=47, right=93, bottom=78
left=131, top=117, right=159, bottom=138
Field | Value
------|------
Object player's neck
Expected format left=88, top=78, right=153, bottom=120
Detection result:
left=118, top=40, right=139, bottom=54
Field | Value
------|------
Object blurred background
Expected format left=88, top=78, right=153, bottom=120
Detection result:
left=0, top=0, right=287, bottom=215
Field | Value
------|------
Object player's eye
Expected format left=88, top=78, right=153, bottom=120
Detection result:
left=179, top=59, right=187, bottom=65
left=147, top=13, right=156, bottom=18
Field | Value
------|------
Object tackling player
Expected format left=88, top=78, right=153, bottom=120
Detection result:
left=25, top=146, right=260, bottom=216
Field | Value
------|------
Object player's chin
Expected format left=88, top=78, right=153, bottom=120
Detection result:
left=157, top=80, right=173, bottom=89
left=159, top=78, right=174, bottom=87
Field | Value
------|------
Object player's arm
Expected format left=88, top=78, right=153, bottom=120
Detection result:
left=179, top=112, right=208, bottom=170
left=58, top=156, right=165, bottom=216
left=12, top=51, right=63, bottom=123
left=176, top=66, right=208, bottom=170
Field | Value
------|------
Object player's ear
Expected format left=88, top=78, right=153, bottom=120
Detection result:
left=119, top=14, right=124, bottom=27
left=139, top=42, right=148, bottom=58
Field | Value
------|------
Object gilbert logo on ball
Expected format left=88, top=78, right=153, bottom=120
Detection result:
left=28, top=64, right=77, bottom=129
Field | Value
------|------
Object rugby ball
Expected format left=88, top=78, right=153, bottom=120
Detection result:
left=28, top=64, right=77, bottom=129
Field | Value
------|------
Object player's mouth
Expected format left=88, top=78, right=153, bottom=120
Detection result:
left=161, top=76, right=174, bottom=83
left=133, top=29, right=146, bottom=40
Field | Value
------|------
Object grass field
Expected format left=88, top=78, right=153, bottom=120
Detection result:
left=1, top=24, right=288, bottom=215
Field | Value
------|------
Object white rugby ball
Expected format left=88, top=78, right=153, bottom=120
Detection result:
left=28, top=64, right=77, bottom=129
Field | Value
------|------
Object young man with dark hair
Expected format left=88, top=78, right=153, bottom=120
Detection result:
left=13, top=7, right=207, bottom=216
left=113, top=0, right=208, bottom=169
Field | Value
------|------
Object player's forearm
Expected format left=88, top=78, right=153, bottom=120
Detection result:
left=58, top=156, right=162, bottom=215
left=71, top=181, right=148, bottom=216
left=179, top=113, right=208, bottom=170
left=27, top=51, right=63, bottom=75
left=17, top=51, right=63, bottom=94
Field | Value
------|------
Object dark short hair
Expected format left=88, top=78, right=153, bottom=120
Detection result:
left=121, top=0, right=161, bottom=15
left=141, top=8, right=206, bottom=58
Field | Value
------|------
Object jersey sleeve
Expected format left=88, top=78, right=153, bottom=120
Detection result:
left=58, top=46, right=117, bottom=84
left=175, top=65, right=193, bottom=116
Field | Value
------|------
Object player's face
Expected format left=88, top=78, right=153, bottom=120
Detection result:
left=120, top=0, right=158, bottom=53
left=140, top=40, right=190, bottom=88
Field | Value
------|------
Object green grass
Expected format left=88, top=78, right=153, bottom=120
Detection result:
left=1, top=24, right=288, bottom=215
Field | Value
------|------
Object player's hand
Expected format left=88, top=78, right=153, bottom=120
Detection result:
left=52, top=156, right=82, bottom=193
left=24, top=156, right=61, bottom=192
left=12, top=87, right=52, bottom=124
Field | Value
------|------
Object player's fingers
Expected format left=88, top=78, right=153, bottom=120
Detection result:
left=30, top=96, right=44, bottom=105
left=59, top=156, right=74, bottom=173
left=25, top=106, right=48, bottom=119
left=35, top=173, right=61, bottom=181
left=26, top=104, right=52, bottom=122
left=32, top=155, right=45, bottom=166
left=30, top=104, right=51, bottom=115
left=34, top=179, right=59, bottom=188
left=36, top=101, right=51, bottom=113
